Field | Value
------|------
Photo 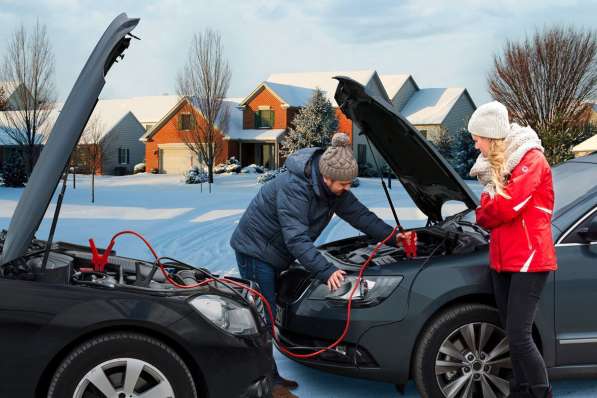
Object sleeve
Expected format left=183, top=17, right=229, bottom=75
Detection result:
left=335, top=191, right=395, bottom=242
left=475, top=151, right=545, bottom=230
left=276, top=178, right=336, bottom=283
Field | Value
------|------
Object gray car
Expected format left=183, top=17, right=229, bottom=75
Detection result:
left=275, top=77, right=597, bottom=398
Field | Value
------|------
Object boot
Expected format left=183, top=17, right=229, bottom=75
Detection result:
left=529, top=384, right=553, bottom=398
left=273, top=373, right=299, bottom=390
left=272, top=384, right=299, bottom=398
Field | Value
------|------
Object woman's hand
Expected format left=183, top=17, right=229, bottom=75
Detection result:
left=327, top=269, right=347, bottom=291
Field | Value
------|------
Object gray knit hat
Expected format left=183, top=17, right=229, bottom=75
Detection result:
left=468, top=101, right=509, bottom=139
left=319, top=133, right=358, bottom=181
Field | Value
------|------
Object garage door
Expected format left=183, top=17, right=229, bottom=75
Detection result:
left=159, top=147, right=201, bottom=174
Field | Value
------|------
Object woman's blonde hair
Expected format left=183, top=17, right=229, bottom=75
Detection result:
left=487, top=138, right=511, bottom=199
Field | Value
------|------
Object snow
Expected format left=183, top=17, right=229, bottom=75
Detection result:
left=379, top=74, right=412, bottom=100
left=401, top=87, right=466, bottom=125
left=0, top=173, right=592, bottom=397
left=265, top=70, right=376, bottom=106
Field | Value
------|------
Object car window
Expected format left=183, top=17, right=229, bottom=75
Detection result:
left=561, top=207, right=597, bottom=244
left=552, top=161, right=597, bottom=214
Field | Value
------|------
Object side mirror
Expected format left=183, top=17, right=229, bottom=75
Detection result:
left=578, top=215, right=597, bottom=242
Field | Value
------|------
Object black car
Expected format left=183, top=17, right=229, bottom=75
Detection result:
left=276, top=77, right=597, bottom=398
left=0, top=14, right=272, bottom=398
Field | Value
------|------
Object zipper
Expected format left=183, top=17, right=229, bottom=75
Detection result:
left=522, top=217, right=532, bottom=250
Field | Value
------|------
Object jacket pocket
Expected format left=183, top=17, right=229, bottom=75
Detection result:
left=521, top=216, right=532, bottom=251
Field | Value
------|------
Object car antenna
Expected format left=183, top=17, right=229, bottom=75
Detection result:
left=40, top=165, right=70, bottom=274
left=363, top=133, right=404, bottom=233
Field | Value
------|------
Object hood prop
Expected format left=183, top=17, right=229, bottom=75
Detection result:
left=40, top=166, right=70, bottom=274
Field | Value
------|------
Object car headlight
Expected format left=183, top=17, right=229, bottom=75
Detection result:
left=189, top=294, right=259, bottom=336
left=308, top=276, right=403, bottom=306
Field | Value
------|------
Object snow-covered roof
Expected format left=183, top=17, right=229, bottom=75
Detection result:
left=240, top=70, right=377, bottom=107
left=572, top=133, right=597, bottom=153
left=401, top=87, right=468, bottom=125
left=0, top=81, right=20, bottom=98
left=94, top=95, right=179, bottom=125
left=224, top=98, right=284, bottom=141
left=379, top=74, right=412, bottom=100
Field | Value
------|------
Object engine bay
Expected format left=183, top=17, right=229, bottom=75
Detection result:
left=320, top=216, right=489, bottom=269
left=0, top=230, right=229, bottom=293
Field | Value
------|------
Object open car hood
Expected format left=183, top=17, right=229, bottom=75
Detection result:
left=0, top=13, right=140, bottom=266
left=334, top=76, right=478, bottom=223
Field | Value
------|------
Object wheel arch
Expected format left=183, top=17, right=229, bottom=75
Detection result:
left=35, top=324, right=208, bottom=398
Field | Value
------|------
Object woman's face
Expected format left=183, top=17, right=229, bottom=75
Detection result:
left=472, top=135, right=491, bottom=157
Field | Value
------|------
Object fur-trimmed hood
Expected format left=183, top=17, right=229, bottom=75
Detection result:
left=469, top=123, right=544, bottom=194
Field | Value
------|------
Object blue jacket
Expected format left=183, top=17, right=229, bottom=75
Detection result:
left=230, top=147, right=394, bottom=282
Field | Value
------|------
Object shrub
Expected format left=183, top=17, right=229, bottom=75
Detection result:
left=184, top=166, right=209, bottom=184
left=133, top=162, right=146, bottom=174
left=257, top=167, right=287, bottom=184
left=1, top=152, right=27, bottom=187
left=214, top=157, right=241, bottom=174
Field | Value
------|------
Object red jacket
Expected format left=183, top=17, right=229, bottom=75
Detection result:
left=476, top=149, right=558, bottom=273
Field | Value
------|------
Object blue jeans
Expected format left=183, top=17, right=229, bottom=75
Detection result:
left=235, top=251, right=285, bottom=381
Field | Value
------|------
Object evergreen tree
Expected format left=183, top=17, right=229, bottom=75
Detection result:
left=281, top=88, right=338, bottom=155
left=1, top=151, right=27, bottom=187
left=450, top=129, right=478, bottom=180
left=434, top=128, right=455, bottom=165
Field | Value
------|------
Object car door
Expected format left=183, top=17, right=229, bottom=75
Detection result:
left=554, top=206, right=597, bottom=365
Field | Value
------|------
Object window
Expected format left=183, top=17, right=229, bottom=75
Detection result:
left=118, top=147, right=130, bottom=164
left=178, top=113, right=194, bottom=130
left=357, top=144, right=367, bottom=164
left=255, top=110, right=275, bottom=128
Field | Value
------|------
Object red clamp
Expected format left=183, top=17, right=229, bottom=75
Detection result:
left=88, top=238, right=115, bottom=273
left=400, top=231, right=418, bottom=258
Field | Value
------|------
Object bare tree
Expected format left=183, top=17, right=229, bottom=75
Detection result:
left=0, top=21, right=56, bottom=176
left=76, top=116, right=113, bottom=203
left=176, top=29, right=231, bottom=191
left=488, top=26, right=597, bottom=164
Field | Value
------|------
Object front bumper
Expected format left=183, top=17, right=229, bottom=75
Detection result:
left=170, top=310, right=274, bottom=398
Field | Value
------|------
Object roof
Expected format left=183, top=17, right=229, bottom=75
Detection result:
left=94, top=95, right=179, bottom=124
left=401, top=87, right=469, bottom=125
left=224, top=98, right=284, bottom=141
left=572, top=134, right=597, bottom=153
left=240, top=70, right=378, bottom=107
left=0, top=81, right=20, bottom=98
left=379, top=74, right=415, bottom=100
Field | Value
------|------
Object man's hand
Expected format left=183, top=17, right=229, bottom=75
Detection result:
left=327, top=269, right=346, bottom=291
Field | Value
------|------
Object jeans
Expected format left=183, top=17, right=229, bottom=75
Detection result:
left=490, top=269, right=550, bottom=391
left=235, top=251, right=284, bottom=381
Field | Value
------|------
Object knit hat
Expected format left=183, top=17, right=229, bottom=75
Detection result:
left=468, top=101, right=510, bottom=139
left=319, top=133, right=358, bottom=181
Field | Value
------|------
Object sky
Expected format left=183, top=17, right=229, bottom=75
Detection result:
left=0, top=0, right=595, bottom=106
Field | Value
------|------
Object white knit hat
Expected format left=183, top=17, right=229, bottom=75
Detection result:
left=468, top=101, right=509, bottom=139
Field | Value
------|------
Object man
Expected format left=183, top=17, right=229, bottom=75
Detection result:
left=231, top=133, right=411, bottom=398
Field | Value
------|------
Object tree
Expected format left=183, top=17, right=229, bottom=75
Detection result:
left=0, top=21, right=56, bottom=177
left=76, top=116, right=113, bottom=203
left=488, top=26, right=597, bottom=164
left=176, top=29, right=231, bottom=191
left=281, top=88, right=338, bottom=156
left=1, top=150, right=27, bottom=187
left=450, top=129, right=478, bottom=180
left=433, top=128, right=454, bottom=165
left=0, top=86, right=6, bottom=110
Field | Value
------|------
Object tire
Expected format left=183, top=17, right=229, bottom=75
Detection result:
left=48, top=332, right=197, bottom=398
left=413, top=304, right=512, bottom=398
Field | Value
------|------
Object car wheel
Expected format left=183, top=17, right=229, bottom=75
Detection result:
left=48, top=332, right=198, bottom=398
left=413, top=304, right=512, bottom=398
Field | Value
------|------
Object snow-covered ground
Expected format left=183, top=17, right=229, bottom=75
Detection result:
left=0, top=173, right=595, bottom=397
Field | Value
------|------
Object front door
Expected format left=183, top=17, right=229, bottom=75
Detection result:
left=554, top=207, right=597, bottom=365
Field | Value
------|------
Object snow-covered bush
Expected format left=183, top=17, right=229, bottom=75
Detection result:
left=257, top=166, right=287, bottom=184
left=241, top=164, right=264, bottom=174
left=1, top=152, right=27, bottom=187
left=214, top=157, right=241, bottom=174
left=133, top=162, right=146, bottom=174
left=184, top=166, right=208, bottom=184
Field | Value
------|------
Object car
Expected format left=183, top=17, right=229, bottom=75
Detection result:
left=0, top=14, right=272, bottom=398
left=275, top=76, right=597, bottom=398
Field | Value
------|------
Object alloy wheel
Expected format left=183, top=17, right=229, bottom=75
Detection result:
left=435, top=322, right=512, bottom=398
left=73, top=357, right=175, bottom=398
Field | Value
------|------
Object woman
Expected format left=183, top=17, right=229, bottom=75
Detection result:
left=468, top=101, right=557, bottom=398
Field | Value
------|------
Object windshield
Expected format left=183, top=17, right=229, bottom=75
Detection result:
left=552, top=160, right=597, bottom=214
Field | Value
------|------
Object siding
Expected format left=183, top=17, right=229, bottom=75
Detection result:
left=392, top=78, right=418, bottom=114
left=441, top=92, right=476, bottom=137
left=243, top=87, right=287, bottom=130
left=101, top=112, right=146, bottom=174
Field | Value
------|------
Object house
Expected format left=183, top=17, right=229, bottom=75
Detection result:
left=235, top=70, right=390, bottom=168
left=0, top=81, right=31, bottom=110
